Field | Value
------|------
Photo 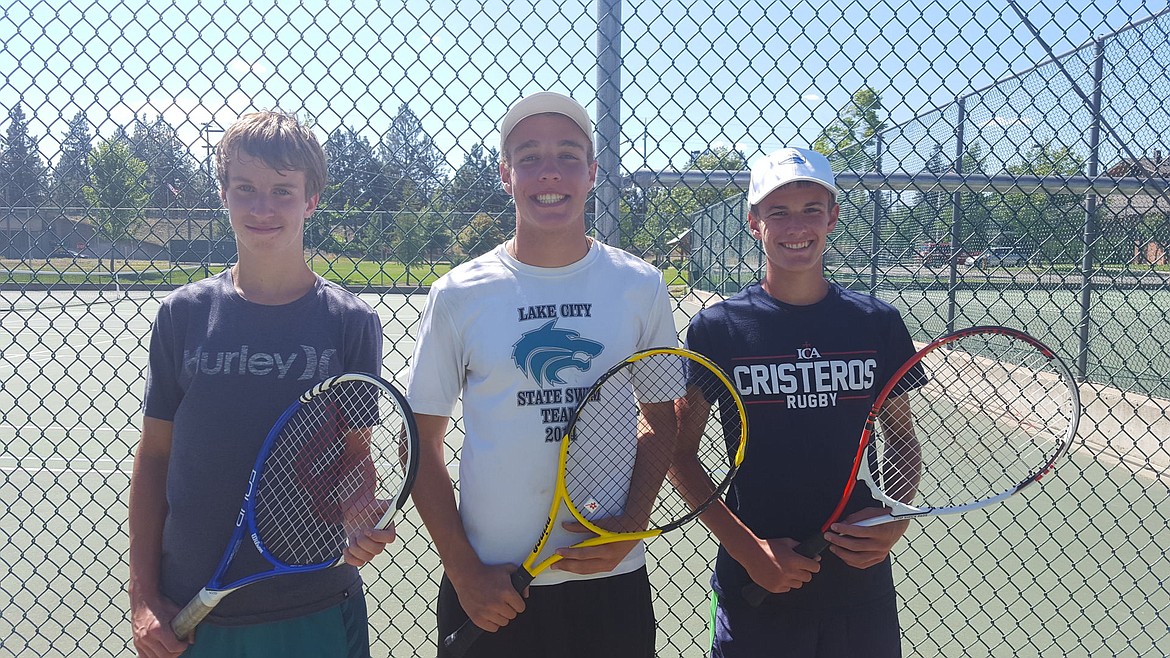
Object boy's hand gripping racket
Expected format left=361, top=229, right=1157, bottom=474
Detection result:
left=742, top=326, right=1079, bottom=606
left=444, top=347, right=748, bottom=657
left=170, top=372, right=420, bottom=640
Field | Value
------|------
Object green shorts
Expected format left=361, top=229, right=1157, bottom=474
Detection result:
left=181, top=593, right=370, bottom=658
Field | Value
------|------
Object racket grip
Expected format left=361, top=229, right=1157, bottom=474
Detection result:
left=793, top=535, right=830, bottom=558
left=443, top=568, right=536, bottom=657
left=510, top=567, right=535, bottom=592
left=171, top=597, right=215, bottom=641
left=741, top=535, right=830, bottom=607
left=443, top=620, right=486, bottom=658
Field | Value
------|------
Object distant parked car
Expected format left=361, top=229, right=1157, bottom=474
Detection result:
left=951, top=249, right=977, bottom=265
left=966, top=247, right=1026, bottom=267
left=48, top=247, right=92, bottom=259
left=916, top=241, right=952, bottom=266
left=914, top=243, right=976, bottom=267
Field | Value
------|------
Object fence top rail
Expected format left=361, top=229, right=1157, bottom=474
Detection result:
left=625, top=169, right=1170, bottom=197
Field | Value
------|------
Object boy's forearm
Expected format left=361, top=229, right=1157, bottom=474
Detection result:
left=128, top=418, right=173, bottom=606
left=408, top=416, right=483, bottom=580
left=127, top=449, right=169, bottom=605
left=670, top=452, right=766, bottom=561
left=696, top=497, right=769, bottom=563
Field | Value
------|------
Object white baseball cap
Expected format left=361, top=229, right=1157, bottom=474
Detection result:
left=499, top=91, right=593, bottom=155
left=747, top=147, right=838, bottom=206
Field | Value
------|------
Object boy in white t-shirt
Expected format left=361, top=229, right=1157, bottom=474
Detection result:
left=406, top=91, right=677, bottom=658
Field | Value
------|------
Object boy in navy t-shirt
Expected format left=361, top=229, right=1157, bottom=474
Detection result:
left=679, top=147, right=919, bottom=657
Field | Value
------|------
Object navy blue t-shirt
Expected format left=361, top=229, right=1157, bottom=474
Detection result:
left=686, top=282, right=919, bottom=611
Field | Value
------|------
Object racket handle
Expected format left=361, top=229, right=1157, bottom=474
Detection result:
left=740, top=535, right=831, bottom=607
left=443, top=620, right=486, bottom=658
left=793, top=534, right=830, bottom=558
left=171, top=596, right=216, bottom=641
left=443, top=568, right=536, bottom=657
left=510, top=567, right=535, bottom=592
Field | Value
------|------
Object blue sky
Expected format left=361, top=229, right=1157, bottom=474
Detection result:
left=0, top=0, right=1163, bottom=176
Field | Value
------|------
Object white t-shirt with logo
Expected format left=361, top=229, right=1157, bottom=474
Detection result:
left=407, top=241, right=677, bottom=585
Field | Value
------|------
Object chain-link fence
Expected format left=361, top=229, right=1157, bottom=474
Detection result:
left=1, top=1, right=1168, bottom=656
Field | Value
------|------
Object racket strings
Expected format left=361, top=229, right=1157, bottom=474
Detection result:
left=563, top=352, right=743, bottom=533
left=674, top=366, right=745, bottom=517
left=254, top=381, right=409, bottom=565
left=871, top=333, right=1074, bottom=509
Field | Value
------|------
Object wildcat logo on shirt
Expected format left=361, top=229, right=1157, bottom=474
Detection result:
left=512, top=320, right=604, bottom=386
left=732, top=342, right=877, bottom=409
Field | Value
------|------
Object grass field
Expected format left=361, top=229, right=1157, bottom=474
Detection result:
left=1, top=256, right=689, bottom=288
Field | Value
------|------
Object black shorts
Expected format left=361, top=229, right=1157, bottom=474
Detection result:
left=436, top=567, right=655, bottom=658
left=709, top=589, right=901, bottom=658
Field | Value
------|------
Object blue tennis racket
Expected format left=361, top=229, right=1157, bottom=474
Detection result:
left=170, top=372, right=420, bottom=640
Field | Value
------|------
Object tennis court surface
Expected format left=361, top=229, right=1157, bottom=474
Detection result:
left=1, top=291, right=1167, bottom=656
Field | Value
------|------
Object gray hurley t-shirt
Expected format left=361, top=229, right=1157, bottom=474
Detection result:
left=143, top=270, right=382, bottom=625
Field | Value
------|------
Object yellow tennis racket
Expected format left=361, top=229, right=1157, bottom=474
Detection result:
left=444, top=347, right=747, bottom=656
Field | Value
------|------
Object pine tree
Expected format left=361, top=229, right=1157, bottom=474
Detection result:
left=441, top=143, right=510, bottom=229
left=1, top=101, right=49, bottom=207
left=379, top=105, right=448, bottom=211
left=129, top=115, right=198, bottom=208
left=53, top=112, right=93, bottom=209
left=323, top=126, right=383, bottom=214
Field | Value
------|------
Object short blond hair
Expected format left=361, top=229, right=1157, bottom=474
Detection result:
left=216, top=111, right=327, bottom=199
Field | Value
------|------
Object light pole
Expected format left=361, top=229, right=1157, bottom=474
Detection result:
left=202, top=122, right=223, bottom=201
left=200, top=122, right=223, bottom=276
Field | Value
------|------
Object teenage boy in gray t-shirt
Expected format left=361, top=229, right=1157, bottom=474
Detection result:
left=129, top=111, right=392, bottom=658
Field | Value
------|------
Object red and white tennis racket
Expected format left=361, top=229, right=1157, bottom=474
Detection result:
left=742, top=326, right=1079, bottom=605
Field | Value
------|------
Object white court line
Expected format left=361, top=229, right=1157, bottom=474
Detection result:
left=0, top=422, right=138, bottom=437
left=0, top=337, right=125, bottom=371
left=0, top=456, right=132, bottom=475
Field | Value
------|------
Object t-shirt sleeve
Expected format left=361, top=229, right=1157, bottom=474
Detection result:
left=640, top=277, right=679, bottom=350
left=683, top=310, right=722, bottom=401
left=142, top=301, right=183, bottom=421
left=882, top=310, right=926, bottom=397
left=405, top=285, right=464, bottom=417
left=344, top=304, right=383, bottom=376
left=683, top=310, right=712, bottom=356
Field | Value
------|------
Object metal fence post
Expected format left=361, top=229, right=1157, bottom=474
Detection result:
left=595, top=0, right=622, bottom=247
left=1079, top=38, right=1106, bottom=380
left=948, top=98, right=967, bottom=333
left=869, top=135, right=883, bottom=292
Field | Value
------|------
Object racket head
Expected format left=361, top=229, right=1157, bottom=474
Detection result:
left=861, top=326, right=1078, bottom=520
left=754, top=327, right=1080, bottom=606
left=172, top=373, right=419, bottom=640
left=444, top=349, right=747, bottom=656
left=249, top=372, right=420, bottom=568
left=558, top=347, right=747, bottom=540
